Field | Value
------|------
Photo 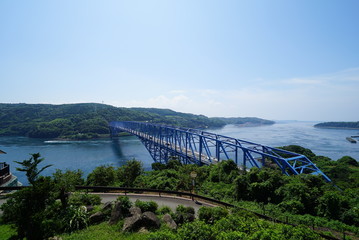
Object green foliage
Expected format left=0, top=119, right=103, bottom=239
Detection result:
left=86, top=165, right=116, bottom=186
left=1, top=155, right=59, bottom=239
left=14, top=153, right=52, bottom=185
left=235, top=168, right=286, bottom=203
left=53, top=169, right=85, bottom=207
left=66, top=206, right=89, bottom=233
left=151, top=162, right=166, bottom=171
left=276, top=178, right=318, bottom=215
left=337, top=156, right=359, bottom=167
left=279, top=145, right=316, bottom=160
left=116, top=196, right=133, bottom=217
left=177, top=220, right=215, bottom=240
left=59, top=222, right=147, bottom=240
left=166, top=158, right=182, bottom=170
left=200, top=181, right=233, bottom=201
left=69, top=192, right=101, bottom=207
left=147, top=228, right=178, bottom=240
left=136, top=169, right=186, bottom=191
left=135, top=200, right=158, bottom=213
left=172, top=205, right=196, bottom=225
left=175, top=205, right=195, bottom=215
left=0, top=224, right=17, bottom=240
left=216, top=231, right=246, bottom=240
left=317, top=191, right=350, bottom=220
left=278, top=200, right=305, bottom=214
left=208, top=160, right=240, bottom=184
left=53, top=169, right=85, bottom=191
left=198, top=206, right=229, bottom=224
left=157, top=206, right=172, bottom=215
left=1, top=176, right=57, bottom=240
left=117, top=159, right=144, bottom=187
left=0, top=103, right=227, bottom=139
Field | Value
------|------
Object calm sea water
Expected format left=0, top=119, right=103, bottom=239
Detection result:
left=0, top=121, right=358, bottom=185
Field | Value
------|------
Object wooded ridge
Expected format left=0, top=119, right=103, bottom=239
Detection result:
left=0, top=103, right=273, bottom=139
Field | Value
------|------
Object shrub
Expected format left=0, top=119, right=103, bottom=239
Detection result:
left=216, top=231, right=247, bottom=240
left=157, top=206, right=172, bottom=215
left=177, top=220, right=215, bottom=240
left=198, top=206, right=228, bottom=224
left=147, top=228, right=178, bottom=240
left=65, top=206, right=89, bottom=233
left=69, top=193, right=101, bottom=207
left=176, top=205, right=195, bottom=215
left=86, top=165, right=116, bottom=186
left=172, top=205, right=195, bottom=225
left=117, top=159, right=144, bottom=187
left=135, top=200, right=158, bottom=212
left=116, top=196, right=133, bottom=216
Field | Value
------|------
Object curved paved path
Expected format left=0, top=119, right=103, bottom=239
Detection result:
left=0, top=193, right=216, bottom=215
left=93, top=193, right=215, bottom=213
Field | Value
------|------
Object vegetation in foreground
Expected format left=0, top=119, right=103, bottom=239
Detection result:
left=0, top=145, right=358, bottom=239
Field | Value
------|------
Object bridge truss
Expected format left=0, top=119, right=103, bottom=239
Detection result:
left=109, top=121, right=331, bottom=182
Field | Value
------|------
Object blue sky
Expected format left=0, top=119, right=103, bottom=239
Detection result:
left=1, top=0, right=359, bottom=121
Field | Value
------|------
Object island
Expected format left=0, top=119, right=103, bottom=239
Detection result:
left=314, top=121, right=359, bottom=129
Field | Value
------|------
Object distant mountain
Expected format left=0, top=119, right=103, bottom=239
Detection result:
left=212, top=117, right=275, bottom=126
left=314, top=121, right=359, bottom=129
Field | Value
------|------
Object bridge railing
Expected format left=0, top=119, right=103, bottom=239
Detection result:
left=109, top=121, right=331, bottom=182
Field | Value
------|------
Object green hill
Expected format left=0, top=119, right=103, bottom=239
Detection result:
left=0, top=103, right=225, bottom=139
left=0, top=103, right=275, bottom=140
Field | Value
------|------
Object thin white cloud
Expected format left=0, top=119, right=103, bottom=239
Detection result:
left=169, top=90, right=187, bottom=95
left=283, top=78, right=323, bottom=85
left=282, top=68, right=359, bottom=86
left=120, top=67, right=359, bottom=121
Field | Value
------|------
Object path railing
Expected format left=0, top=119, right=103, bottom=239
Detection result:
left=0, top=185, right=340, bottom=240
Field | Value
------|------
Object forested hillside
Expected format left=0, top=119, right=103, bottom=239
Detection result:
left=0, top=103, right=225, bottom=139
left=314, top=121, right=359, bottom=129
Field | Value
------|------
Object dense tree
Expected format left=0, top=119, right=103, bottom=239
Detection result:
left=337, top=156, right=359, bottom=167
left=279, top=145, right=316, bottom=160
left=117, top=159, right=143, bottom=187
left=53, top=169, right=85, bottom=208
left=86, top=165, right=116, bottom=186
left=317, top=191, right=350, bottom=220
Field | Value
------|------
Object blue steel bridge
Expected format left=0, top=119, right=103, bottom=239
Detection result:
left=109, top=121, right=331, bottom=182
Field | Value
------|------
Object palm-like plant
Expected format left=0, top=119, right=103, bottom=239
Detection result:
left=15, top=153, right=52, bottom=185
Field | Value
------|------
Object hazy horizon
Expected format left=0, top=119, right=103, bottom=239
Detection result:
left=1, top=1, right=359, bottom=122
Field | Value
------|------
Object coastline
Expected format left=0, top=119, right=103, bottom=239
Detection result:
left=314, top=126, right=359, bottom=130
